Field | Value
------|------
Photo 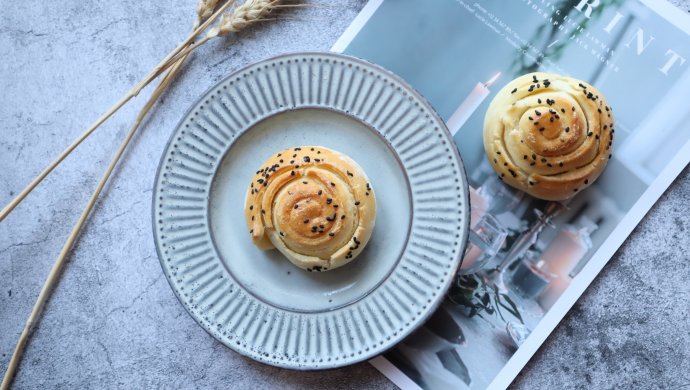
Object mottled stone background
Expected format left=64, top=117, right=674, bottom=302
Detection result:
left=1, top=0, right=689, bottom=388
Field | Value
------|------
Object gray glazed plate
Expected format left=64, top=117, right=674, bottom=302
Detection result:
left=152, top=52, right=470, bottom=369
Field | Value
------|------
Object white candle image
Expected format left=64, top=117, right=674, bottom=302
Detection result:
left=537, top=226, right=592, bottom=310
left=446, top=72, right=501, bottom=136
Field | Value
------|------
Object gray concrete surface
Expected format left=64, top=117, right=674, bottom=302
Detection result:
left=1, top=0, right=688, bottom=389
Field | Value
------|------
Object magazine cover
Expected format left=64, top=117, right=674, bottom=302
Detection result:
left=333, top=0, right=690, bottom=389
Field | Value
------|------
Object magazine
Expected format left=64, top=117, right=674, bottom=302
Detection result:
left=332, top=1, right=690, bottom=389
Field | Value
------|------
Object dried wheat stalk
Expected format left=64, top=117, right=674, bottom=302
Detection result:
left=0, top=1, right=237, bottom=387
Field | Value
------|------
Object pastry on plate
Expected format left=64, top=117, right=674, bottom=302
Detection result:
left=483, top=72, right=614, bottom=201
left=244, top=146, right=376, bottom=272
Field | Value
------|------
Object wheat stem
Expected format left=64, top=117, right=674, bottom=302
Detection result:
left=0, top=0, right=236, bottom=223
left=0, top=31, right=197, bottom=390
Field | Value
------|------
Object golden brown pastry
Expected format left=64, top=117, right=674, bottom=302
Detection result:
left=244, top=146, right=376, bottom=272
left=483, top=72, right=614, bottom=201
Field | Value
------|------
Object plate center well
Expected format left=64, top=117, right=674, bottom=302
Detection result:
left=208, top=108, right=412, bottom=313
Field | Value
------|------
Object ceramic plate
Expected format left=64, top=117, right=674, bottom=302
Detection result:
left=152, top=52, right=470, bottom=369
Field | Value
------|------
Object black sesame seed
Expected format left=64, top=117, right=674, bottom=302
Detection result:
left=587, top=132, right=593, bottom=137
left=326, top=198, right=332, bottom=204
left=249, top=205, right=253, bottom=210
left=303, top=156, right=310, bottom=163
left=354, top=201, right=361, bottom=206
left=330, top=182, right=335, bottom=186
left=317, top=190, right=322, bottom=195
left=346, top=171, right=353, bottom=177
left=535, top=110, right=542, bottom=116
left=294, top=205, right=298, bottom=209
left=291, top=171, right=295, bottom=176
left=511, top=88, right=517, bottom=94
left=304, top=219, right=309, bottom=223
left=565, top=127, right=570, bottom=133
left=585, top=179, right=589, bottom=184
left=539, top=127, right=545, bottom=132
left=302, top=181, right=308, bottom=184
left=559, top=162, right=564, bottom=167
left=538, top=98, right=542, bottom=104
left=329, top=233, right=335, bottom=237
left=541, top=158, right=547, bottom=162
left=561, top=108, right=566, bottom=113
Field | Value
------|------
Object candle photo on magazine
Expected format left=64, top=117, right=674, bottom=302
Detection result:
left=334, top=0, right=690, bottom=389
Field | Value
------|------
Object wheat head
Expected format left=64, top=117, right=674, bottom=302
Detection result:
left=208, top=0, right=283, bottom=37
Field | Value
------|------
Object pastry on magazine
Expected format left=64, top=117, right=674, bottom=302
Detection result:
left=483, top=72, right=614, bottom=201
left=244, top=146, right=376, bottom=272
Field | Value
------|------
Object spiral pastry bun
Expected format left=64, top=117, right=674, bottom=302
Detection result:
left=483, top=72, right=614, bottom=201
left=244, top=146, right=376, bottom=272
